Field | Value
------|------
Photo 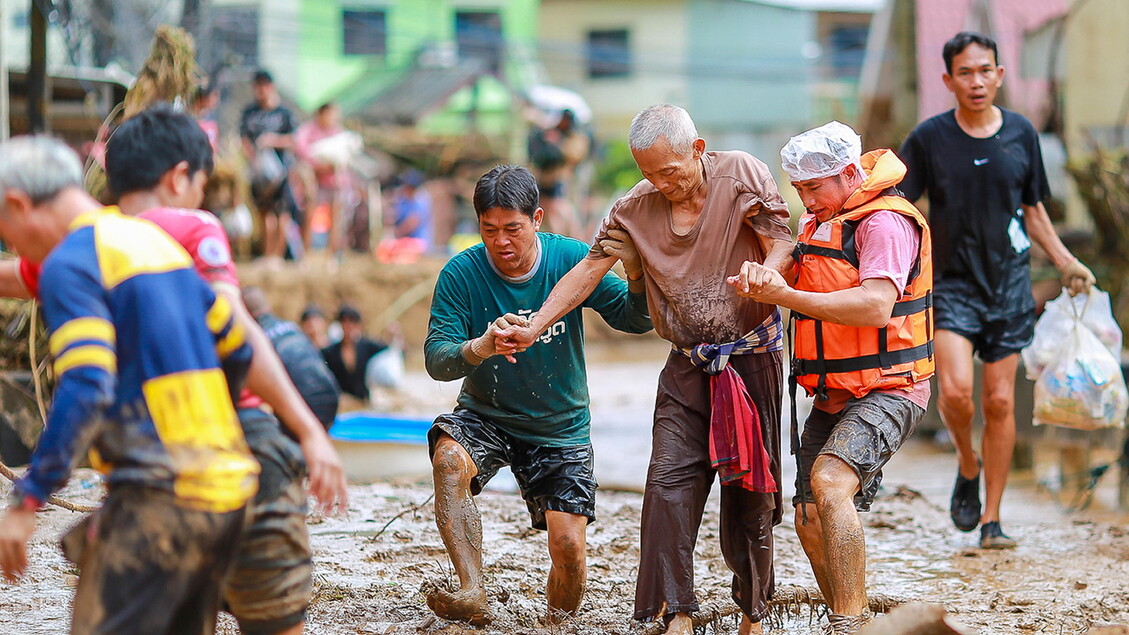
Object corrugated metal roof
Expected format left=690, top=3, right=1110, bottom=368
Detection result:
left=344, top=60, right=489, bottom=126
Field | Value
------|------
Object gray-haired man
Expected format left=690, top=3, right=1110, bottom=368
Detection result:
left=498, top=105, right=793, bottom=635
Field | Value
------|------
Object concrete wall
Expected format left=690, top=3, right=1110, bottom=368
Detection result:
left=686, top=0, right=813, bottom=140
left=214, top=0, right=539, bottom=114
left=539, top=0, right=688, bottom=141
left=1062, top=0, right=1129, bottom=156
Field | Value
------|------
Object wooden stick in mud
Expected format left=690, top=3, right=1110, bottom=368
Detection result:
left=639, top=586, right=909, bottom=634
left=0, top=460, right=99, bottom=514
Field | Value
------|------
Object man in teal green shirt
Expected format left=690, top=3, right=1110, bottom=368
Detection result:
left=424, top=165, right=651, bottom=626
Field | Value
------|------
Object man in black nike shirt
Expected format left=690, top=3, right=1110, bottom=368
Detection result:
left=898, top=31, right=1095, bottom=550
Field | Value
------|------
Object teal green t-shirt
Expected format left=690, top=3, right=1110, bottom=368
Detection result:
left=424, top=233, right=651, bottom=446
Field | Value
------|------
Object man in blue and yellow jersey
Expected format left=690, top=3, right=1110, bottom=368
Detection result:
left=0, top=136, right=259, bottom=635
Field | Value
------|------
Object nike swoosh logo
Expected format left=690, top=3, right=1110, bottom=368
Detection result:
left=973, top=158, right=989, bottom=166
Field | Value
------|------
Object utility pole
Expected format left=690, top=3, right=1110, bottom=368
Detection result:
left=0, top=0, right=9, bottom=140
left=28, top=0, right=48, bottom=133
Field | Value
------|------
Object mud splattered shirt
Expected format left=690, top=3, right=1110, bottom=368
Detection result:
left=425, top=233, right=651, bottom=446
left=13, top=207, right=259, bottom=512
left=589, top=151, right=792, bottom=349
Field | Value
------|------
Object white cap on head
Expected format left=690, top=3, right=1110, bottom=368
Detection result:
left=780, top=121, right=862, bottom=182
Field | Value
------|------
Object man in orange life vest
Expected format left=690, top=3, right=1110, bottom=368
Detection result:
left=730, top=121, right=934, bottom=635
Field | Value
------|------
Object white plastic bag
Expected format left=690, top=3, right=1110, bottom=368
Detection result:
left=251, top=148, right=287, bottom=191
left=222, top=203, right=254, bottom=239
left=1023, top=287, right=1122, bottom=380
left=309, top=130, right=363, bottom=167
left=1032, top=302, right=1128, bottom=430
left=366, top=346, right=404, bottom=390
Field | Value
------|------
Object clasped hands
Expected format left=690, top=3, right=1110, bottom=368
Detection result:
left=464, top=314, right=535, bottom=364
left=726, top=260, right=789, bottom=302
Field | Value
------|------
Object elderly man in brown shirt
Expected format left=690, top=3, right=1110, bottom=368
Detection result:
left=498, top=104, right=793, bottom=635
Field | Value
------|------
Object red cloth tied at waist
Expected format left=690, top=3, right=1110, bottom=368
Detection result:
left=675, top=311, right=782, bottom=493
left=707, top=365, right=777, bottom=493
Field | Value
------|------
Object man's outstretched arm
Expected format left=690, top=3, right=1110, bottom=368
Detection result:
left=496, top=256, right=617, bottom=352
left=729, top=261, right=899, bottom=329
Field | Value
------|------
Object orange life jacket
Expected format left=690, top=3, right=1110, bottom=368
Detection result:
left=791, top=150, right=935, bottom=399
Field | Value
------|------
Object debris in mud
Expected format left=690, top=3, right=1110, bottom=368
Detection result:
left=5, top=434, right=1129, bottom=634
left=857, top=603, right=976, bottom=634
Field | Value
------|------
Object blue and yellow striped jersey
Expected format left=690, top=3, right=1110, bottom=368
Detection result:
left=14, top=207, right=259, bottom=512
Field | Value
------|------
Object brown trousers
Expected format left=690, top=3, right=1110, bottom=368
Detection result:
left=634, top=350, right=783, bottom=623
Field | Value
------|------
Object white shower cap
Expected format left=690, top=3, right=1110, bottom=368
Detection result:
left=780, top=121, right=862, bottom=181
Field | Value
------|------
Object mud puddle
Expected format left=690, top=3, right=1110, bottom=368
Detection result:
left=4, top=347, right=1129, bottom=633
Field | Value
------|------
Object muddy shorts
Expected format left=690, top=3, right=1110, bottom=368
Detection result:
left=793, top=392, right=925, bottom=512
left=429, top=409, right=597, bottom=530
left=63, top=486, right=246, bottom=635
left=224, top=408, right=313, bottom=635
left=934, top=279, right=1035, bottom=363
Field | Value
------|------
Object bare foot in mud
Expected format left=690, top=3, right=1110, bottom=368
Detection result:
left=426, top=585, right=491, bottom=626
left=738, top=616, right=763, bottom=634
left=543, top=606, right=576, bottom=626
left=665, top=613, right=694, bottom=635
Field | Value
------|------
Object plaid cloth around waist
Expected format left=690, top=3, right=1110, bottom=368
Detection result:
left=672, top=310, right=784, bottom=375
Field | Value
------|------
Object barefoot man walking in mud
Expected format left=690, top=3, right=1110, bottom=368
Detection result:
left=733, top=122, right=934, bottom=634
left=423, top=165, right=651, bottom=625
left=499, top=104, right=793, bottom=635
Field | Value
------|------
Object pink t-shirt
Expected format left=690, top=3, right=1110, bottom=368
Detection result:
left=294, top=121, right=343, bottom=188
left=816, top=210, right=932, bottom=413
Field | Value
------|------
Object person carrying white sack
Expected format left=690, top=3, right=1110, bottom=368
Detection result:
left=898, top=30, right=1097, bottom=549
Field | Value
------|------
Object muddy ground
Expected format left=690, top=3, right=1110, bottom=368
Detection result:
left=2, top=341, right=1129, bottom=634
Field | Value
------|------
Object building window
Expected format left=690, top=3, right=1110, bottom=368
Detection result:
left=343, top=9, right=387, bottom=56
left=455, top=11, right=503, bottom=74
left=587, top=29, right=631, bottom=79
left=211, top=6, right=259, bottom=66
left=826, top=24, right=869, bottom=79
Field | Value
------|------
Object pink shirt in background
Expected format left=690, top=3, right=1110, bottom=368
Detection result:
left=294, top=121, right=343, bottom=188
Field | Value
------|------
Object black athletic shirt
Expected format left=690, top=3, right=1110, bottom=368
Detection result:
left=240, top=103, right=297, bottom=163
left=257, top=313, right=340, bottom=433
left=898, top=108, right=1049, bottom=318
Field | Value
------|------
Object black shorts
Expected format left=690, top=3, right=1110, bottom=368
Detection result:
left=793, top=392, right=924, bottom=512
left=252, top=179, right=296, bottom=218
left=934, top=281, right=1035, bottom=363
left=64, top=486, right=247, bottom=635
left=225, top=408, right=313, bottom=635
left=428, top=409, right=597, bottom=530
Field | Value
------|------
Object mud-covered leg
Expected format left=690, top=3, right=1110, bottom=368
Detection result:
left=544, top=510, right=587, bottom=622
left=428, top=434, right=490, bottom=625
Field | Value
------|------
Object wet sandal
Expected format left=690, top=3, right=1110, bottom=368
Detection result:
left=979, top=521, right=1017, bottom=549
